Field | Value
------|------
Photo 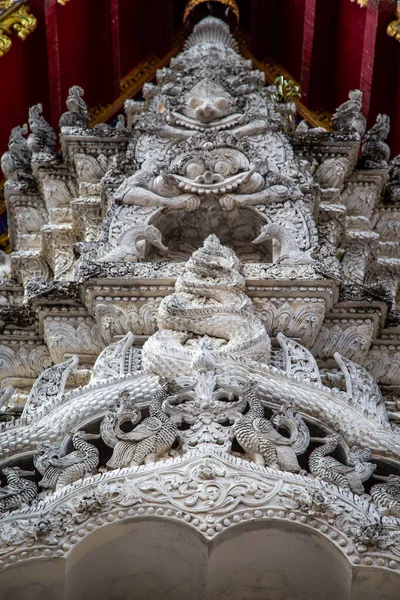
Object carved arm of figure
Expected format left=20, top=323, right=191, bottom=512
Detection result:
left=219, top=170, right=302, bottom=211
left=114, top=169, right=200, bottom=212
left=230, top=119, right=269, bottom=138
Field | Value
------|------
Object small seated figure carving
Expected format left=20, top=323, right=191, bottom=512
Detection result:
left=1, top=124, right=33, bottom=183
left=332, top=89, right=367, bottom=139
left=252, top=223, right=316, bottom=265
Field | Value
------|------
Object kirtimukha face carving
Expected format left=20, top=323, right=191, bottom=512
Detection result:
left=167, top=145, right=262, bottom=195
left=174, top=79, right=244, bottom=130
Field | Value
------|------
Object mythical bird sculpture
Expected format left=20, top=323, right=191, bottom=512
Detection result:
left=98, top=224, right=168, bottom=262
left=101, top=385, right=177, bottom=468
left=361, top=114, right=391, bottom=170
left=34, top=431, right=100, bottom=490
left=27, top=104, right=57, bottom=155
left=331, top=89, right=367, bottom=139
left=234, top=384, right=310, bottom=472
left=371, top=475, right=400, bottom=518
left=252, top=222, right=316, bottom=265
left=1, top=124, right=32, bottom=182
left=0, top=467, right=37, bottom=513
left=59, top=85, right=90, bottom=129
left=309, top=434, right=376, bottom=494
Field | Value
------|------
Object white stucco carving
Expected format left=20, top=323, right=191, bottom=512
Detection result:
left=0, top=14, right=400, bottom=598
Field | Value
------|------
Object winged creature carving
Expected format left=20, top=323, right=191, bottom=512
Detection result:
left=234, top=383, right=310, bottom=472
left=371, top=474, right=400, bottom=518
left=100, top=385, right=177, bottom=468
left=0, top=467, right=37, bottom=513
left=34, top=430, right=100, bottom=490
left=309, top=434, right=376, bottom=494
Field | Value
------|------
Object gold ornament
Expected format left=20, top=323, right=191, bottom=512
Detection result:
left=0, top=1, right=16, bottom=11
left=349, top=0, right=369, bottom=7
left=387, top=3, right=400, bottom=43
left=183, top=0, right=239, bottom=25
left=57, top=0, right=71, bottom=5
left=0, top=3, right=37, bottom=58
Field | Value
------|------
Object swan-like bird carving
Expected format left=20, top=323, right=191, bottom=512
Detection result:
left=234, top=383, right=310, bottom=472
left=252, top=223, right=316, bottom=265
left=101, top=385, right=177, bottom=468
left=98, top=224, right=167, bottom=262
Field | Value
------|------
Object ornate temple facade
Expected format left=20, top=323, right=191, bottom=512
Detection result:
left=0, top=13, right=400, bottom=599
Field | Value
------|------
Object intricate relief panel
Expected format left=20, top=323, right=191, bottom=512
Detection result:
left=364, top=344, right=400, bottom=387
left=0, top=344, right=52, bottom=388
left=311, top=319, right=374, bottom=361
left=253, top=297, right=325, bottom=346
left=94, top=297, right=162, bottom=344
left=374, top=209, right=400, bottom=241
left=43, top=316, right=105, bottom=364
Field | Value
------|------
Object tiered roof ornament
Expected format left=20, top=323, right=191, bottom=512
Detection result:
left=1, top=16, right=400, bottom=596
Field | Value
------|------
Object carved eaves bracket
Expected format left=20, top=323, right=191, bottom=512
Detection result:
left=0, top=0, right=37, bottom=58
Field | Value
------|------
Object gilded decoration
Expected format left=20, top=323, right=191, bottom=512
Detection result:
left=387, top=4, right=400, bottom=42
left=350, top=0, right=369, bottom=7
left=236, top=36, right=334, bottom=130
left=183, top=0, right=240, bottom=26
left=89, top=37, right=184, bottom=127
left=0, top=1, right=37, bottom=58
left=0, top=0, right=18, bottom=11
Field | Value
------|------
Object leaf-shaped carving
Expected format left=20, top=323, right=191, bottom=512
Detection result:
left=0, top=345, right=52, bottom=385
left=21, top=356, right=78, bottom=423
left=42, top=177, right=72, bottom=209
left=253, top=299, right=324, bottom=347
left=311, top=322, right=373, bottom=361
left=74, top=154, right=106, bottom=183
left=44, top=319, right=105, bottom=363
left=91, top=332, right=135, bottom=382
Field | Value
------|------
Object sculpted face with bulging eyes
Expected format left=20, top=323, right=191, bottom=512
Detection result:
left=169, top=147, right=261, bottom=195
left=115, top=138, right=302, bottom=213
left=172, top=79, right=244, bottom=130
